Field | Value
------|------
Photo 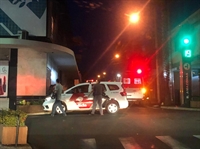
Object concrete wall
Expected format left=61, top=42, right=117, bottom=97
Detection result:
left=17, top=48, right=47, bottom=96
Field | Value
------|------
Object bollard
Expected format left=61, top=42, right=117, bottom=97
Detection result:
left=15, top=114, right=20, bottom=147
left=1, top=109, right=3, bottom=124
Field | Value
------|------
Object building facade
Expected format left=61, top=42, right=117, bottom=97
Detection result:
left=0, top=0, right=81, bottom=110
left=169, top=9, right=200, bottom=107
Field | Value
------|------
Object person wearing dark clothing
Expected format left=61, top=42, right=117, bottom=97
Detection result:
left=51, top=79, right=67, bottom=117
left=91, top=79, right=104, bottom=115
left=48, top=84, right=55, bottom=95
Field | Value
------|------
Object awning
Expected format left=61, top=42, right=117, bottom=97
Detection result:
left=0, top=38, right=80, bottom=79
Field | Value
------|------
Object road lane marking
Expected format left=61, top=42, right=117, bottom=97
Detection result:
left=80, top=138, right=97, bottom=149
left=156, top=136, right=190, bottom=149
left=193, top=135, right=200, bottom=139
left=119, top=137, right=142, bottom=149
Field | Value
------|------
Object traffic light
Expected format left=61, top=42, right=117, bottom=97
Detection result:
left=137, top=69, right=142, bottom=74
left=184, top=50, right=192, bottom=58
left=182, top=36, right=191, bottom=45
left=182, top=36, right=192, bottom=58
left=176, top=23, right=193, bottom=59
left=183, top=38, right=190, bottom=45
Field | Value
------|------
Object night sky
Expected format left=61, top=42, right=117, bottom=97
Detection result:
left=168, top=0, right=200, bottom=28
left=65, top=0, right=200, bottom=80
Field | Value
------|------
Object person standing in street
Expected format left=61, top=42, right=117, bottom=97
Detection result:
left=51, top=79, right=67, bottom=117
left=91, top=79, right=104, bottom=115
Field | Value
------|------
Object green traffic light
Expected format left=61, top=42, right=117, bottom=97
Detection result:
left=183, top=38, right=190, bottom=44
left=181, top=36, right=192, bottom=58
left=182, top=36, right=191, bottom=46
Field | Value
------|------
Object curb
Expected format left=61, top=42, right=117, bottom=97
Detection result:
left=161, top=106, right=200, bottom=111
left=27, top=112, right=50, bottom=116
left=0, top=144, right=31, bottom=149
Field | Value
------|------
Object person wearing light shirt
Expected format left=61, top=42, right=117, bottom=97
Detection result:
left=51, top=79, right=67, bottom=117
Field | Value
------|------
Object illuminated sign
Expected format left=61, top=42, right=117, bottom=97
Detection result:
left=184, top=50, right=192, bottom=58
left=134, top=78, right=142, bottom=84
left=123, top=78, right=131, bottom=84
left=182, top=61, right=191, bottom=107
left=0, top=0, right=47, bottom=36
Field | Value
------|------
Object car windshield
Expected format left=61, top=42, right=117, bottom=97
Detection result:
left=66, top=85, right=89, bottom=94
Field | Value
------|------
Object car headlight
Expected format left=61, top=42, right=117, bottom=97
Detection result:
left=45, top=96, right=52, bottom=101
left=141, top=88, right=147, bottom=94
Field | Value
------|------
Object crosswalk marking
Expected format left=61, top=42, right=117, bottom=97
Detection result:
left=156, top=136, right=190, bottom=149
left=80, top=138, right=97, bottom=149
left=193, top=135, right=200, bottom=139
left=119, top=137, right=142, bottom=149
left=77, top=135, right=200, bottom=149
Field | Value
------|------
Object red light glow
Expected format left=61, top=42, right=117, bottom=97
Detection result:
left=137, top=69, right=142, bottom=74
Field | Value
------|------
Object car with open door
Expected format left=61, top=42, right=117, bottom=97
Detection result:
left=43, top=82, right=128, bottom=114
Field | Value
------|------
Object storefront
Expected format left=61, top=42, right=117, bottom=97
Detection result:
left=0, top=38, right=80, bottom=110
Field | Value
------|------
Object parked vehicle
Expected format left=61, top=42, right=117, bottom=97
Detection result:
left=43, top=82, right=128, bottom=114
left=122, top=77, right=147, bottom=104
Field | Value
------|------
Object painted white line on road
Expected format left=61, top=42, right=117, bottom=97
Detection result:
left=119, top=137, right=142, bottom=149
left=156, top=136, right=190, bottom=149
left=80, top=138, right=97, bottom=149
left=193, top=135, right=200, bottom=139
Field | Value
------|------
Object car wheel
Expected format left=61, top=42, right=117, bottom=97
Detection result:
left=106, top=101, right=119, bottom=114
left=56, top=102, right=67, bottom=114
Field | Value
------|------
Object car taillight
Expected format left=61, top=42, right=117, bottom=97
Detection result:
left=120, top=91, right=127, bottom=96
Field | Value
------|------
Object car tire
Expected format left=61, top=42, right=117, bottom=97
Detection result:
left=106, top=101, right=119, bottom=114
left=56, top=102, right=67, bottom=114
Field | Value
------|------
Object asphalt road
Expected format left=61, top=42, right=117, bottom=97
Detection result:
left=25, top=105, right=200, bottom=149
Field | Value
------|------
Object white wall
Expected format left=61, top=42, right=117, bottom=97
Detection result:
left=17, top=48, right=47, bottom=96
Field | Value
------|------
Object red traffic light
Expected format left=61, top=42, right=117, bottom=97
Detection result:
left=137, top=69, right=142, bottom=74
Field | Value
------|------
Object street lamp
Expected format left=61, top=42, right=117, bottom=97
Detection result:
left=129, top=13, right=140, bottom=23
left=116, top=73, right=121, bottom=82
left=115, top=54, right=120, bottom=59
left=102, top=72, right=106, bottom=81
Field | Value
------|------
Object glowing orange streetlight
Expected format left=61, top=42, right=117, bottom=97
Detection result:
left=129, top=13, right=140, bottom=23
left=115, top=54, right=120, bottom=59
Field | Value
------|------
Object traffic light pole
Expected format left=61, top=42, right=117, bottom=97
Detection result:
left=181, top=35, right=192, bottom=107
left=181, top=57, right=192, bottom=107
left=153, top=6, right=161, bottom=105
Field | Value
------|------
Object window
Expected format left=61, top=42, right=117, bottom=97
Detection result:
left=66, top=85, right=89, bottom=94
left=134, top=78, right=142, bottom=84
left=78, top=85, right=89, bottom=93
left=107, top=84, right=119, bottom=91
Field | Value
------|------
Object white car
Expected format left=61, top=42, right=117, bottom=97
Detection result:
left=43, top=82, right=129, bottom=114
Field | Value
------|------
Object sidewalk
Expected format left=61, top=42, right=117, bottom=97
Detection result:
left=149, top=104, right=200, bottom=111
left=161, top=105, right=200, bottom=111
left=0, top=144, right=31, bottom=149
